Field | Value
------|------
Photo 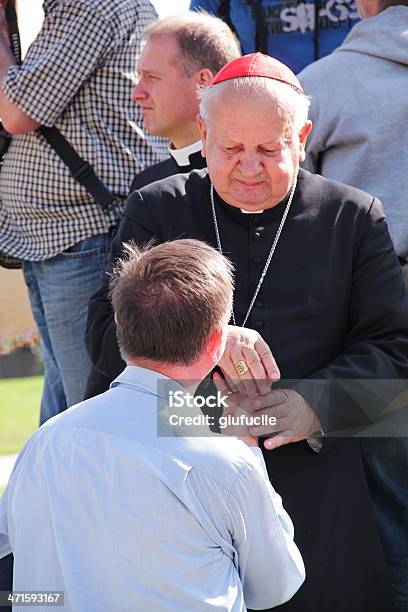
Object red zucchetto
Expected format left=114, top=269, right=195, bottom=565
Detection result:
left=211, top=52, right=304, bottom=95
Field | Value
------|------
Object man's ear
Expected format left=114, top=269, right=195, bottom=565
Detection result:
left=299, top=120, right=313, bottom=162
left=196, top=68, right=214, bottom=88
left=197, top=115, right=207, bottom=158
left=206, top=327, right=223, bottom=362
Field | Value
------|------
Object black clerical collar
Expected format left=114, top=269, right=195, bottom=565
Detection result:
left=169, top=141, right=202, bottom=167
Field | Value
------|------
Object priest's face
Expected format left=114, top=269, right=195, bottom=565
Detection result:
left=132, top=34, right=203, bottom=148
left=198, top=91, right=312, bottom=211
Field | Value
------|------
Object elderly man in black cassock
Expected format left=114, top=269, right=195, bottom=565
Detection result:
left=86, top=53, right=408, bottom=611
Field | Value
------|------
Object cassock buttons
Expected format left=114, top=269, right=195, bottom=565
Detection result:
left=255, top=301, right=263, bottom=308
left=253, top=256, right=262, bottom=264
left=253, top=226, right=264, bottom=241
left=254, top=321, right=264, bottom=330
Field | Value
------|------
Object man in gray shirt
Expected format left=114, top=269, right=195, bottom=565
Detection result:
left=0, top=239, right=305, bottom=611
left=298, top=0, right=408, bottom=282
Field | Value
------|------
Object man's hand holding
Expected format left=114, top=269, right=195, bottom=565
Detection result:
left=248, top=389, right=322, bottom=450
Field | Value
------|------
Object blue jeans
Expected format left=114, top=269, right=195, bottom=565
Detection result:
left=23, top=234, right=111, bottom=424
left=360, top=437, right=408, bottom=611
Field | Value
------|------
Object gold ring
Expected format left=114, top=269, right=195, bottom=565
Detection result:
left=234, top=360, right=249, bottom=376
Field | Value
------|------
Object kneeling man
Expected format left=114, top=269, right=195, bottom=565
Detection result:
left=0, top=239, right=304, bottom=611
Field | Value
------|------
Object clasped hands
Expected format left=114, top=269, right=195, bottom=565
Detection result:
left=214, top=326, right=321, bottom=450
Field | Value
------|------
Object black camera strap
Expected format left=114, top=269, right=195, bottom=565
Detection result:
left=4, top=0, right=117, bottom=213
left=39, top=126, right=118, bottom=212
left=5, top=1, right=21, bottom=64
left=5, top=1, right=117, bottom=210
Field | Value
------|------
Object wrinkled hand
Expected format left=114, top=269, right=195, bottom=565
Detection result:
left=214, top=373, right=321, bottom=450
left=219, top=325, right=280, bottom=397
left=248, top=389, right=322, bottom=450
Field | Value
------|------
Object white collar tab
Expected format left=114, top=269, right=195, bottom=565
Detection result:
left=168, top=140, right=202, bottom=167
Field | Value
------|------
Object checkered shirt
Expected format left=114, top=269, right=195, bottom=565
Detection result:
left=0, top=0, right=168, bottom=261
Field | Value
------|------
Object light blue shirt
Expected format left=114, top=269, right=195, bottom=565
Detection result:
left=0, top=366, right=304, bottom=611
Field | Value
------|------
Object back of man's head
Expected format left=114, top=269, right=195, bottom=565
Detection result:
left=142, top=12, right=241, bottom=76
left=110, top=239, right=233, bottom=366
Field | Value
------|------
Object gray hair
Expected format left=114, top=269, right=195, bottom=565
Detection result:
left=110, top=239, right=234, bottom=366
left=142, top=12, right=241, bottom=77
left=199, top=77, right=311, bottom=131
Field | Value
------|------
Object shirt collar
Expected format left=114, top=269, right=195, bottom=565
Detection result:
left=110, top=365, right=184, bottom=399
left=168, top=141, right=202, bottom=167
left=240, top=208, right=264, bottom=214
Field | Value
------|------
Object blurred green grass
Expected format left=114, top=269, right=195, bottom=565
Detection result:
left=0, top=376, right=42, bottom=454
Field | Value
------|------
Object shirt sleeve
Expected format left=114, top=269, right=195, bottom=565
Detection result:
left=226, top=453, right=305, bottom=609
left=0, top=486, right=11, bottom=560
left=0, top=434, right=40, bottom=559
left=2, top=1, right=112, bottom=126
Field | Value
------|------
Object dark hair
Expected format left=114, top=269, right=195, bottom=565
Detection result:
left=142, top=12, right=241, bottom=77
left=110, top=239, right=234, bottom=365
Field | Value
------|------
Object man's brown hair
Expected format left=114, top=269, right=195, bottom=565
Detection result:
left=110, top=239, right=234, bottom=365
left=142, top=12, right=241, bottom=77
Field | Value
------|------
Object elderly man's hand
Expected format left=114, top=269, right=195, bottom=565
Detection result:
left=248, top=389, right=322, bottom=450
left=219, top=325, right=280, bottom=397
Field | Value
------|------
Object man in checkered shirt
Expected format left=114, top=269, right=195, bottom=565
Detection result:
left=0, top=0, right=167, bottom=423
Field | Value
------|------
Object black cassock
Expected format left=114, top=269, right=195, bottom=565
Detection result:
left=84, top=149, right=205, bottom=398
left=86, top=168, right=408, bottom=611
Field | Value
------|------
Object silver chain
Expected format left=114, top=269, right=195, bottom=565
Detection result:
left=210, top=179, right=297, bottom=327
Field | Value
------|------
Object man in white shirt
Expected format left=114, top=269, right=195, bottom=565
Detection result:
left=0, top=239, right=304, bottom=611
